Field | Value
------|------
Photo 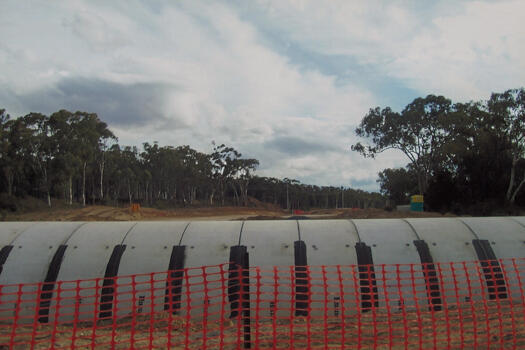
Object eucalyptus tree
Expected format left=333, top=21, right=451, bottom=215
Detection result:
left=488, top=88, right=525, bottom=204
left=352, top=95, right=452, bottom=194
left=141, top=143, right=183, bottom=201
left=103, top=144, right=124, bottom=201
left=120, top=146, right=141, bottom=204
left=96, top=126, right=117, bottom=201
left=176, top=145, right=209, bottom=205
left=45, top=110, right=115, bottom=205
left=0, top=114, right=32, bottom=197
left=0, top=110, right=11, bottom=195
left=377, top=167, right=418, bottom=205
left=231, top=157, right=259, bottom=206
left=22, top=113, right=55, bottom=206
left=1, top=106, right=391, bottom=210
left=210, top=143, right=239, bottom=206
left=47, top=110, right=79, bottom=204
left=72, top=112, right=115, bottom=206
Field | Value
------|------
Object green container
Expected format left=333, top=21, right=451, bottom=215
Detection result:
left=410, top=202, right=424, bottom=212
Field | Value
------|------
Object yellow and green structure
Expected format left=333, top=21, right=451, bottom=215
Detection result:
left=410, top=195, right=424, bottom=212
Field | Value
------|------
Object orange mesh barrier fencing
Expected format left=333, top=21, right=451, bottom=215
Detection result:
left=0, top=259, right=524, bottom=349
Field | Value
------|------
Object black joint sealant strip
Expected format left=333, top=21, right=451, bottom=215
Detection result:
left=472, top=239, right=508, bottom=300
left=164, top=245, right=186, bottom=314
left=242, top=250, right=251, bottom=348
left=178, top=222, right=191, bottom=246
left=37, top=245, right=68, bottom=323
left=0, top=245, right=14, bottom=276
left=348, top=219, right=361, bottom=242
left=413, top=240, right=442, bottom=311
left=36, top=222, right=86, bottom=323
left=227, top=245, right=251, bottom=348
left=238, top=221, right=245, bottom=246
left=294, top=240, right=308, bottom=317
left=355, top=242, right=378, bottom=311
left=99, top=245, right=127, bottom=319
left=228, top=245, right=248, bottom=318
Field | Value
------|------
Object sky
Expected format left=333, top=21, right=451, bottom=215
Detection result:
left=1, top=0, right=524, bottom=191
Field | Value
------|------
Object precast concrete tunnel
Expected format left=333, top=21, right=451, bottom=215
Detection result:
left=0, top=217, right=524, bottom=323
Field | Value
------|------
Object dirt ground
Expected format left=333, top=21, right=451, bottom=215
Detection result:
left=4, top=204, right=453, bottom=222
left=2, top=300, right=522, bottom=349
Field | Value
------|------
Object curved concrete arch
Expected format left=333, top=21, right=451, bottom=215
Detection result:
left=299, top=219, right=359, bottom=266
left=179, top=221, right=243, bottom=319
left=404, top=218, right=486, bottom=305
left=509, top=216, right=525, bottom=229
left=56, top=222, right=136, bottom=282
left=0, top=218, right=523, bottom=322
left=405, top=218, right=479, bottom=263
left=0, top=222, right=38, bottom=279
left=353, top=219, right=424, bottom=311
left=459, top=217, right=525, bottom=301
left=119, top=221, right=189, bottom=276
left=53, top=222, right=137, bottom=322
left=0, top=222, right=85, bottom=323
left=353, top=219, right=421, bottom=264
left=116, top=221, right=190, bottom=318
left=240, top=220, right=298, bottom=319
left=460, top=217, right=525, bottom=259
left=240, top=220, right=298, bottom=267
left=0, top=222, right=36, bottom=248
left=181, top=221, right=243, bottom=267
left=299, top=219, right=360, bottom=317
left=0, top=222, right=85, bottom=285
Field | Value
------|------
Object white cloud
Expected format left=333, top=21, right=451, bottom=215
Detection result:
left=249, top=0, right=420, bottom=62
left=248, top=0, right=524, bottom=100
left=388, top=0, right=525, bottom=100
left=1, top=0, right=521, bottom=190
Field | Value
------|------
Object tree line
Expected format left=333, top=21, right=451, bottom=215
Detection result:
left=0, top=108, right=383, bottom=211
left=352, top=88, right=525, bottom=215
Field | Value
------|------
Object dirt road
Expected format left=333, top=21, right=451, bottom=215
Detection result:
left=4, top=205, right=452, bottom=221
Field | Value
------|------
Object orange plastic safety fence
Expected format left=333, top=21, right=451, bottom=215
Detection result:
left=0, top=258, right=524, bottom=349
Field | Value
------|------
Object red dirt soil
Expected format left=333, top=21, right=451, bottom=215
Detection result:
left=4, top=204, right=453, bottom=222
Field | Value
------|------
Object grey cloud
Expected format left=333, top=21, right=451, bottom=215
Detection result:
left=263, top=136, right=339, bottom=156
left=350, top=178, right=377, bottom=189
left=9, top=78, right=181, bottom=128
left=62, top=10, right=130, bottom=52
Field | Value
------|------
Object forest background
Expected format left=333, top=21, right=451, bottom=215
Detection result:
left=1, top=87, right=524, bottom=217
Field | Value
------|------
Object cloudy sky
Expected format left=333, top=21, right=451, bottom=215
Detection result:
left=1, top=1, right=524, bottom=191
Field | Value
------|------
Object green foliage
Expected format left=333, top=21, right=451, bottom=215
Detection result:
left=377, top=168, right=418, bottom=205
left=353, top=87, right=525, bottom=215
left=487, top=88, right=525, bottom=203
left=250, top=177, right=384, bottom=210
left=0, top=109, right=383, bottom=210
left=352, top=95, right=452, bottom=194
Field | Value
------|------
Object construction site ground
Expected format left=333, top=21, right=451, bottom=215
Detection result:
left=3, top=203, right=454, bottom=222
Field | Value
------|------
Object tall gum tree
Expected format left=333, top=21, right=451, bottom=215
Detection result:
left=23, top=113, right=54, bottom=207
left=0, top=115, right=32, bottom=197
left=48, top=110, right=79, bottom=205
left=72, top=112, right=115, bottom=206
left=231, top=157, right=259, bottom=207
left=211, top=143, right=239, bottom=206
left=0, top=110, right=12, bottom=196
left=351, top=95, right=452, bottom=195
left=488, top=88, right=525, bottom=204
